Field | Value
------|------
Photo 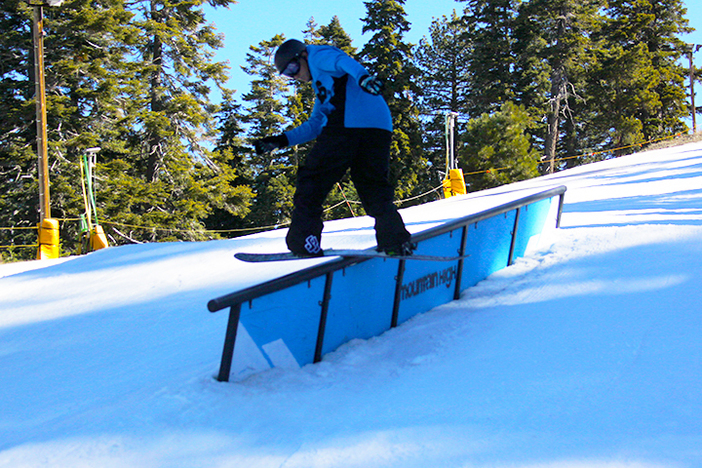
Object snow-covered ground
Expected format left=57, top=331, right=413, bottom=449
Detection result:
left=1, top=142, right=702, bottom=467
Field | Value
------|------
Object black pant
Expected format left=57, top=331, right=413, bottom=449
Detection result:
left=286, top=127, right=410, bottom=254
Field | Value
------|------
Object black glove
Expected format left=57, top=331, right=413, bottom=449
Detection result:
left=358, top=74, right=384, bottom=95
left=254, top=134, right=288, bottom=155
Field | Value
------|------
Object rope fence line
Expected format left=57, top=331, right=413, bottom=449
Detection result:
left=0, top=131, right=688, bottom=250
left=0, top=226, right=40, bottom=249
left=398, top=185, right=445, bottom=204
left=0, top=188, right=443, bottom=247
left=104, top=220, right=290, bottom=234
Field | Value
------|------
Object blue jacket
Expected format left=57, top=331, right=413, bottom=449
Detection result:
left=284, top=45, right=393, bottom=146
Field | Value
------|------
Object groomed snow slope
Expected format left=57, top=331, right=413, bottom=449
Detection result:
left=1, top=142, right=702, bottom=467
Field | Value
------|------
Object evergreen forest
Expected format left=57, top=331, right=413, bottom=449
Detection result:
left=0, top=0, right=697, bottom=260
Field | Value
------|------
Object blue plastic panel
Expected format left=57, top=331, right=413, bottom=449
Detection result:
left=322, top=259, right=398, bottom=355
left=512, top=198, right=553, bottom=261
left=460, top=210, right=517, bottom=291
left=395, top=230, right=463, bottom=325
left=239, top=277, right=325, bottom=368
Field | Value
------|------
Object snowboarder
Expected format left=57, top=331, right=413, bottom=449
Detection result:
left=254, top=39, right=414, bottom=257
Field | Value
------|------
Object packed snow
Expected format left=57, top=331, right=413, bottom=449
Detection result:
left=1, top=141, right=702, bottom=467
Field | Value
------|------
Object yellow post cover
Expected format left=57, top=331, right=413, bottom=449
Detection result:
left=37, top=218, right=59, bottom=259
left=90, top=225, right=109, bottom=251
left=443, top=168, right=467, bottom=198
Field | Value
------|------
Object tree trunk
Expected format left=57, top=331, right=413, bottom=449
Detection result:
left=146, top=0, right=165, bottom=182
left=544, top=69, right=564, bottom=174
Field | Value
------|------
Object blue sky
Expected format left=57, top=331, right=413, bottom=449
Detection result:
left=206, top=0, right=702, bottom=126
left=206, top=0, right=461, bottom=96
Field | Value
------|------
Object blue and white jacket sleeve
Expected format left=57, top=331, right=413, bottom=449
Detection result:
left=284, top=100, right=328, bottom=147
left=283, top=45, right=392, bottom=146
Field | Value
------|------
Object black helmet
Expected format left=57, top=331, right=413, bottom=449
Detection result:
left=275, top=39, right=306, bottom=74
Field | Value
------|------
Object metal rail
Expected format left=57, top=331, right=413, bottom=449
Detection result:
left=208, top=185, right=567, bottom=382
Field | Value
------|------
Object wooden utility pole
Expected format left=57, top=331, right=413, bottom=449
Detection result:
left=689, top=44, right=701, bottom=134
left=33, top=4, right=50, bottom=220
left=32, top=0, right=64, bottom=259
left=691, top=48, right=696, bottom=134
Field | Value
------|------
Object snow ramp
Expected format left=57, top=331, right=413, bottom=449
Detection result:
left=208, top=185, right=566, bottom=381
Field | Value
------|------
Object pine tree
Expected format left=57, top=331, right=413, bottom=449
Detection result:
left=318, top=16, right=357, bottom=55
left=47, top=0, right=138, bottom=245
left=0, top=0, right=136, bottom=258
left=125, top=0, right=233, bottom=181
left=239, top=35, right=296, bottom=228
left=94, top=0, right=246, bottom=244
left=359, top=0, right=428, bottom=201
left=204, top=90, right=254, bottom=236
left=588, top=0, right=691, bottom=151
left=459, top=102, right=540, bottom=191
left=416, top=12, right=470, bottom=117
left=457, top=0, right=518, bottom=118
left=1, top=0, right=249, bottom=258
left=414, top=12, right=471, bottom=190
left=512, top=0, right=603, bottom=173
left=583, top=41, right=653, bottom=156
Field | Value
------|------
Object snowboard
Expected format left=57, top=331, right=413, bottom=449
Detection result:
left=235, top=249, right=468, bottom=263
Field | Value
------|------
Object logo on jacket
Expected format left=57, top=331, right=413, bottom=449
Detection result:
left=315, top=81, right=328, bottom=103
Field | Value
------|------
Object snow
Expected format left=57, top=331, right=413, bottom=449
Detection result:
left=2, top=142, right=702, bottom=467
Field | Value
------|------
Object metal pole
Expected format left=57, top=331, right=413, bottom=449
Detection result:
left=508, top=208, right=521, bottom=267
left=446, top=112, right=458, bottom=170
left=453, top=225, right=469, bottom=301
left=314, top=272, right=334, bottom=363
left=33, top=5, right=50, bottom=220
left=691, top=49, right=697, bottom=134
left=217, top=303, right=242, bottom=382
left=445, top=113, right=451, bottom=173
left=391, top=259, right=406, bottom=328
